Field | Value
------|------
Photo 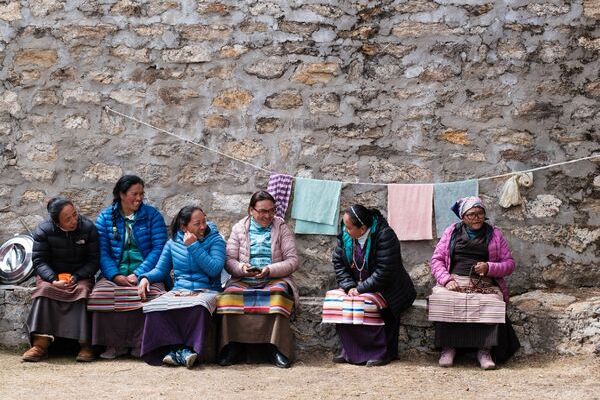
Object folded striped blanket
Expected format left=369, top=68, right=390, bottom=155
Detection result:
left=321, top=289, right=387, bottom=326
left=143, top=289, right=218, bottom=314
left=215, top=279, right=294, bottom=318
left=428, top=276, right=506, bottom=324
left=32, top=276, right=93, bottom=303
left=87, top=278, right=165, bottom=312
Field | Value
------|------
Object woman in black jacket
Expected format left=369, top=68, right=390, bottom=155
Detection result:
left=22, top=197, right=99, bottom=362
left=328, top=204, right=416, bottom=366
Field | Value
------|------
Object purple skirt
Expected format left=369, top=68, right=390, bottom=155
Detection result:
left=92, top=310, right=144, bottom=349
left=141, top=305, right=211, bottom=366
left=336, top=324, right=387, bottom=364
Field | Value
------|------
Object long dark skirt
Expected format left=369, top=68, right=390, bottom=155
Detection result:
left=26, top=297, right=91, bottom=343
left=91, top=310, right=144, bottom=349
left=435, top=317, right=521, bottom=363
left=336, top=309, right=400, bottom=364
left=219, top=314, right=295, bottom=362
left=141, top=306, right=211, bottom=366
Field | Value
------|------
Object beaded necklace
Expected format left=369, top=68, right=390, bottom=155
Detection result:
left=351, top=232, right=370, bottom=282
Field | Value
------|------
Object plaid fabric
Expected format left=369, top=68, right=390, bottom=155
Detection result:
left=87, top=278, right=164, bottom=312
left=267, top=173, right=293, bottom=219
left=428, top=275, right=506, bottom=324
left=243, top=218, right=272, bottom=286
left=321, top=289, right=387, bottom=326
left=143, top=289, right=218, bottom=314
left=249, top=218, right=271, bottom=268
left=215, top=278, right=294, bottom=317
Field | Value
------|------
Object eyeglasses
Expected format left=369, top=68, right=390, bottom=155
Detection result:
left=463, top=211, right=485, bottom=220
left=252, top=207, right=276, bottom=216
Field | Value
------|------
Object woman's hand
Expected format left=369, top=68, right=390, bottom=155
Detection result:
left=126, top=274, right=138, bottom=285
left=445, top=280, right=460, bottom=291
left=183, top=231, right=197, bottom=246
left=113, top=275, right=133, bottom=287
left=52, top=280, right=69, bottom=289
left=255, top=267, right=270, bottom=280
left=348, top=288, right=359, bottom=296
left=241, top=263, right=260, bottom=277
left=474, top=262, right=489, bottom=276
left=138, top=278, right=150, bottom=301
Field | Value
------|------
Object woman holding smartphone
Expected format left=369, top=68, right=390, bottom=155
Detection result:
left=215, top=191, right=299, bottom=368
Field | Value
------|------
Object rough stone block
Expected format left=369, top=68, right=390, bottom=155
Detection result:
left=29, top=0, right=65, bottom=17
left=178, top=25, right=233, bottom=41
left=212, top=89, right=253, bottom=110
left=265, top=90, right=303, bottom=109
left=13, top=49, right=58, bottom=68
left=162, top=45, right=212, bottom=63
left=0, top=2, right=21, bottom=21
left=255, top=117, right=280, bottom=134
left=291, top=62, right=340, bottom=85
left=219, top=45, right=248, bottom=59
left=83, top=163, right=123, bottom=183
left=244, top=60, right=288, bottom=79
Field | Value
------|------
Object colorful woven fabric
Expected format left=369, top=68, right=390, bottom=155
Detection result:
left=428, top=276, right=506, bottom=324
left=215, top=278, right=294, bottom=317
left=87, top=278, right=164, bottom=312
left=321, top=289, right=387, bottom=326
left=267, top=173, right=294, bottom=219
left=142, top=289, right=218, bottom=314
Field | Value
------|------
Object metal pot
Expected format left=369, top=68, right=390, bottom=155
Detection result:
left=0, top=234, right=34, bottom=285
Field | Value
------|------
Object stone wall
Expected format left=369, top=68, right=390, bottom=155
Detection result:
left=0, top=1, right=599, bottom=353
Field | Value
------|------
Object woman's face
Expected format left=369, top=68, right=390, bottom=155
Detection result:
left=462, top=206, right=486, bottom=230
left=58, top=204, right=78, bottom=232
left=120, top=183, right=144, bottom=214
left=183, top=210, right=207, bottom=239
left=250, top=199, right=276, bottom=228
left=343, top=213, right=367, bottom=240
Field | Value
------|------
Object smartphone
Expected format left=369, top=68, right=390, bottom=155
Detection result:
left=247, top=266, right=261, bottom=273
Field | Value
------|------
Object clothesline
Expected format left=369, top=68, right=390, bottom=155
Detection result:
left=104, top=106, right=600, bottom=186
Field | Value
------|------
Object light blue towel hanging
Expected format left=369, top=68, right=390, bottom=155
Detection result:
left=291, top=178, right=342, bottom=235
left=433, top=180, right=479, bottom=237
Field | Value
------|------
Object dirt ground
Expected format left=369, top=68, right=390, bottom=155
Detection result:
left=0, top=349, right=598, bottom=400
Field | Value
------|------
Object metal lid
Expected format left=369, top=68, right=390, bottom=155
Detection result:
left=0, top=235, right=34, bottom=285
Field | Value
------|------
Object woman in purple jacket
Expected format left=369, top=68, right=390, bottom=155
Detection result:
left=430, top=197, right=520, bottom=369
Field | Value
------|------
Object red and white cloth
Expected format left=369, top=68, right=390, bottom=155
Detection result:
left=428, top=276, right=506, bottom=324
left=322, top=289, right=387, bottom=326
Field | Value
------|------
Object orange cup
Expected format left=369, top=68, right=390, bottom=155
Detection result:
left=58, top=273, right=72, bottom=282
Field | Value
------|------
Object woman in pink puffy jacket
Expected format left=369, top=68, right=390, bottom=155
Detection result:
left=430, top=197, right=520, bottom=370
left=215, top=191, right=299, bottom=368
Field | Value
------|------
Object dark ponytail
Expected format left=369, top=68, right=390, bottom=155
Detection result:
left=170, top=206, right=204, bottom=237
left=111, top=175, right=145, bottom=240
left=344, top=204, right=378, bottom=228
left=47, top=197, right=73, bottom=224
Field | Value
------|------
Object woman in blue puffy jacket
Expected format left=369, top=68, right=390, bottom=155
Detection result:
left=88, top=175, right=168, bottom=359
left=137, top=205, right=226, bottom=368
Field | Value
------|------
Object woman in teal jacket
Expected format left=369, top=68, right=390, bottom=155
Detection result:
left=138, top=205, right=226, bottom=368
